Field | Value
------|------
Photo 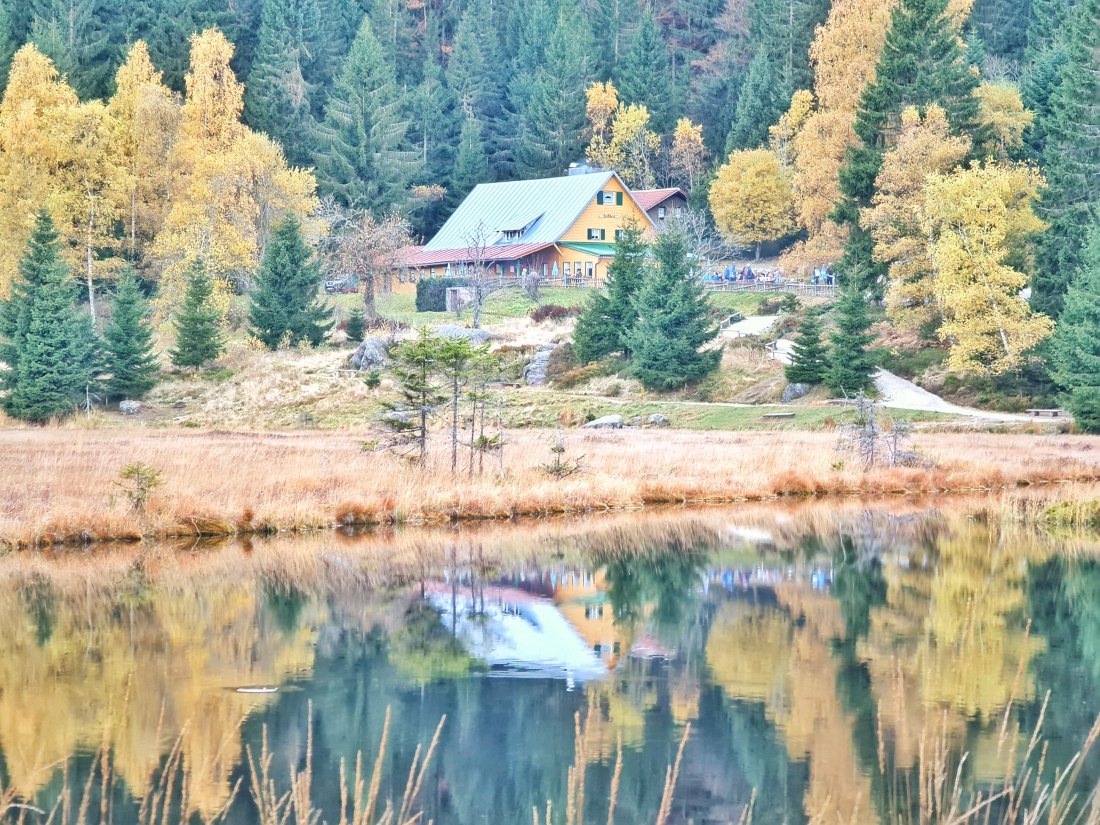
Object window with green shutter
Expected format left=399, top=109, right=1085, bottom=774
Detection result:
left=600, top=229, right=606, bottom=240
left=615, top=192, right=623, bottom=206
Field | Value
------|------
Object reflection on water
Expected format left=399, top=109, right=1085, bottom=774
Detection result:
left=2, top=496, right=1100, bottom=825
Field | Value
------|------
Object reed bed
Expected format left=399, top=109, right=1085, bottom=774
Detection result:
left=1, top=428, right=1099, bottom=547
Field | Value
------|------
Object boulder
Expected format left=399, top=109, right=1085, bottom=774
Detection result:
left=781, top=382, right=811, bottom=403
left=432, top=325, right=498, bottom=345
left=119, top=400, right=142, bottom=416
left=381, top=410, right=410, bottom=425
left=582, top=414, right=623, bottom=429
left=523, top=342, right=562, bottom=386
left=628, top=416, right=644, bottom=426
left=646, top=413, right=670, bottom=427
left=349, top=336, right=390, bottom=371
left=172, top=400, right=186, bottom=409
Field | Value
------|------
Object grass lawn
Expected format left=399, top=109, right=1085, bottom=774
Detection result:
left=328, top=286, right=597, bottom=327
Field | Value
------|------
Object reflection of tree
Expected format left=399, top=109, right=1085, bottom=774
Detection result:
left=387, top=601, right=481, bottom=684
left=596, top=545, right=707, bottom=640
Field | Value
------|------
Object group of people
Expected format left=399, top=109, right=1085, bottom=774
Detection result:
left=704, top=265, right=785, bottom=284
left=811, top=265, right=835, bottom=285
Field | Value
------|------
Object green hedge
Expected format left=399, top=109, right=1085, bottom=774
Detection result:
left=415, top=277, right=467, bottom=312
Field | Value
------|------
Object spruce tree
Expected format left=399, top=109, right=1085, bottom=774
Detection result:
left=1032, top=0, right=1100, bottom=319
left=0, top=3, right=15, bottom=94
left=825, top=281, right=878, bottom=395
left=1052, top=228, right=1100, bottom=432
left=314, top=16, right=419, bottom=211
left=0, top=211, right=97, bottom=422
left=243, top=0, right=320, bottom=167
left=103, top=268, right=158, bottom=400
left=345, top=307, right=365, bottom=343
left=446, top=0, right=505, bottom=125
left=449, top=117, right=489, bottom=210
left=573, top=221, right=648, bottom=363
left=785, top=314, right=829, bottom=384
left=726, top=52, right=783, bottom=152
left=249, top=216, right=332, bottom=349
left=626, top=230, right=720, bottom=390
left=171, top=261, right=224, bottom=368
left=517, top=1, right=595, bottom=177
left=617, top=11, right=679, bottom=133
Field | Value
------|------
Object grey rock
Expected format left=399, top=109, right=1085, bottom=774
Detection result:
left=582, top=414, right=623, bottom=429
left=646, top=413, right=670, bottom=427
left=173, top=400, right=186, bottom=409
left=119, top=400, right=142, bottom=415
left=381, top=410, right=410, bottom=425
left=349, top=336, right=390, bottom=371
left=781, top=382, right=811, bottom=403
left=432, top=325, right=498, bottom=345
left=523, top=342, right=562, bottom=386
left=629, top=416, right=644, bottom=426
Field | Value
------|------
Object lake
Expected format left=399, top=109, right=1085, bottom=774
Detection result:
left=2, top=492, right=1099, bottom=825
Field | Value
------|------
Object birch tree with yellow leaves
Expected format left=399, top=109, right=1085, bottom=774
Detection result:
left=0, top=45, right=78, bottom=296
left=108, top=42, right=181, bottom=262
left=710, top=148, right=794, bottom=259
left=670, top=118, right=707, bottom=191
left=586, top=101, right=661, bottom=190
left=861, top=106, right=971, bottom=332
left=924, top=162, right=1052, bottom=375
left=150, top=29, right=319, bottom=322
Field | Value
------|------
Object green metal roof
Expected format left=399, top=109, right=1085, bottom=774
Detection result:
left=558, top=242, right=617, bottom=257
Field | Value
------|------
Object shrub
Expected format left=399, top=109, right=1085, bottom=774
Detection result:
left=415, top=278, right=467, bottom=312
left=554, top=362, right=608, bottom=389
left=545, top=343, right=579, bottom=384
left=530, top=304, right=583, bottom=323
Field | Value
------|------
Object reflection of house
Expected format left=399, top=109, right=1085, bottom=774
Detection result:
left=425, top=583, right=608, bottom=682
left=406, top=171, right=654, bottom=283
left=633, top=188, right=687, bottom=227
left=551, top=571, right=635, bottom=670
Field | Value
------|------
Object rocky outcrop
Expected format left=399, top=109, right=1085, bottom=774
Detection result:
left=119, top=400, right=142, bottom=415
left=582, top=414, right=623, bottom=429
left=781, top=382, right=811, bottom=403
left=646, top=413, right=670, bottom=426
left=349, top=337, right=390, bottom=371
left=523, top=342, right=563, bottom=386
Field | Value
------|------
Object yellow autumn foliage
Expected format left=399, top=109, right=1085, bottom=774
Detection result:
left=976, top=81, right=1034, bottom=159
left=586, top=103, right=661, bottom=190
left=671, top=117, right=706, bottom=190
left=862, top=105, right=971, bottom=331
left=924, top=161, right=1052, bottom=375
left=710, top=148, right=794, bottom=254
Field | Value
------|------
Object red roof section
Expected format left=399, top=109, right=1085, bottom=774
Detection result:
left=632, top=188, right=686, bottom=212
left=404, top=242, right=554, bottom=267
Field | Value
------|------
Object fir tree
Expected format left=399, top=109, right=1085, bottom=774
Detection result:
left=825, top=280, right=878, bottom=395
left=1052, top=228, right=1100, bottom=432
left=446, top=0, right=505, bottom=125
left=243, top=0, right=320, bottom=166
left=0, top=3, right=15, bottom=94
left=617, top=11, right=679, bottom=133
left=573, top=220, right=648, bottom=363
left=726, top=52, right=783, bottom=152
left=1032, top=0, right=1100, bottom=319
left=785, top=314, right=829, bottom=384
left=170, top=261, right=224, bottom=368
left=517, top=1, right=595, bottom=177
left=249, top=216, right=332, bottom=349
left=313, top=15, right=419, bottom=211
left=103, top=268, right=158, bottom=400
left=626, top=229, right=720, bottom=390
left=28, top=0, right=117, bottom=99
left=449, top=117, right=488, bottom=210
left=345, top=307, right=365, bottom=343
left=0, top=211, right=97, bottom=422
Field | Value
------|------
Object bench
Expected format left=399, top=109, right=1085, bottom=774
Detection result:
left=1025, top=408, right=1063, bottom=418
left=761, top=412, right=796, bottom=420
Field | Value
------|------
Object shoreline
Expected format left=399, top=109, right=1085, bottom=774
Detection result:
left=3, top=427, right=1100, bottom=549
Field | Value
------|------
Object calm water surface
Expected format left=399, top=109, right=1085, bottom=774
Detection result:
left=4, top=498, right=1100, bottom=825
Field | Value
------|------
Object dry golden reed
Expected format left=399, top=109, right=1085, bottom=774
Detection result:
left=1, top=427, right=1099, bottom=547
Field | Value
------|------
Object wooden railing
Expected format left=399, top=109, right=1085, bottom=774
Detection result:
left=703, top=281, right=838, bottom=298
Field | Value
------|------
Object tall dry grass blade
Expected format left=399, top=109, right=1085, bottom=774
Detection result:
left=365, top=707, right=392, bottom=825
left=407, top=715, right=446, bottom=818
left=397, top=745, right=422, bottom=825
left=654, top=723, right=691, bottom=825
left=736, top=789, right=756, bottom=825
left=606, top=738, right=623, bottom=825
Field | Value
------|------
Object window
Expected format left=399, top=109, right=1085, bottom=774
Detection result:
left=658, top=206, right=666, bottom=220
left=564, top=262, right=571, bottom=275
left=542, top=263, right=548, bottom=277
left=575, top=261, right=581, bottom=277
left=614, top=229, right=622, bottom=241
left=587, top=228, right=600, bottom=240
left=429, top=267, right=436, bottom=277
left=586, top=262, right=594, bottom=278
left=599, top=191, right=616, bottom=205
left=502, top=229, right=524, bottom=241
